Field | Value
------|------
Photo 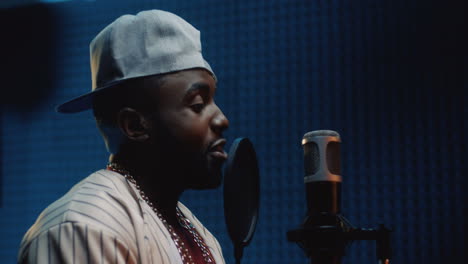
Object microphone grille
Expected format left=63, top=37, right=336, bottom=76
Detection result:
left=327, top=141, right=341, bottom=175
left=304, top=142, right=320, bottom=175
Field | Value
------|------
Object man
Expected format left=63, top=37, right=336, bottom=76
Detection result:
left=18, top=10, right=229, bottom=264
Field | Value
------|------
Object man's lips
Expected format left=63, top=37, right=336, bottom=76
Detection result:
left=208, top=138, right=228, bottom=160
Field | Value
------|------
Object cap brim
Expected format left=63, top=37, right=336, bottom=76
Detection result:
left=55, top=80, right=125, bottom=114
left=56, top=66, right=215, bottom=113
left=55, top=91, right=95, bottom=113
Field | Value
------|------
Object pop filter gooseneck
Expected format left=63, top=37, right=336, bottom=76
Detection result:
left=223, top=138, right=260, bottom=264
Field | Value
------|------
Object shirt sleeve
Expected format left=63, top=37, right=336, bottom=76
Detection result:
left=18, top=222, right=138, bottom=264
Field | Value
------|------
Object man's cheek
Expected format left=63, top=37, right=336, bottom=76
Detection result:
left=184, top=128, right=208, bottom=148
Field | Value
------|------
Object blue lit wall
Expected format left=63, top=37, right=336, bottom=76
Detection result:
left=1, top=1, right=466, bottom=263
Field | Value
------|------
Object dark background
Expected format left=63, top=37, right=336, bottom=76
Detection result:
left=1, top=0, right=466, bottom=263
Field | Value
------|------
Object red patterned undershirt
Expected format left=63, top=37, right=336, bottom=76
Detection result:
left=173, top=224, right=211, bottom=264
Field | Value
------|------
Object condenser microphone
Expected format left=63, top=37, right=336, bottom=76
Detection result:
left=289, top=130, right=391, bottom=264
left=302, top=130, right=341, bottom=224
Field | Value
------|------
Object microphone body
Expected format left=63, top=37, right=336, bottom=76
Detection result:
left=303, top=130, right=341, bottom=220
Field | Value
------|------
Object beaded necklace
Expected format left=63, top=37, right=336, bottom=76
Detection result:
left=106, top=163, right=215, bottom=264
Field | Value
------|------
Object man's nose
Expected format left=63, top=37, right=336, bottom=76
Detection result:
left=211, top=104, right=229, bottom=134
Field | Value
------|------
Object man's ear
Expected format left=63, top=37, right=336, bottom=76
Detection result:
left=117, top=107, right=151, bottom=142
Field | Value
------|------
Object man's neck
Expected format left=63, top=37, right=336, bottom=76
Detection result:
left=109, top=153, right=185, bottom=226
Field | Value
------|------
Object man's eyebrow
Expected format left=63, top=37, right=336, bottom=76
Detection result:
left=184, top=82, right=212, bottom=98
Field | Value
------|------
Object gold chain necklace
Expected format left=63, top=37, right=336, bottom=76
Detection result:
left=106, top=163, right=215, bottom=264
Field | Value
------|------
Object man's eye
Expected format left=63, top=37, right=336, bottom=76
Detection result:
left=190, top=103, right=205, bottom=113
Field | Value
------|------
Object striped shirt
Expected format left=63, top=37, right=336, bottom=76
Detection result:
left=18, top=170, right=225, bottom=264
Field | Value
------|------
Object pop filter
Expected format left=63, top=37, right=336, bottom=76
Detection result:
left=224, top=138, right=260, bottom=264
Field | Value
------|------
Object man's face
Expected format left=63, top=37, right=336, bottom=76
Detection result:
left=144, top=69, right=229, bottom=189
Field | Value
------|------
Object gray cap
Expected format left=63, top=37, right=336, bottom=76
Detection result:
left=56, top=10, right=215, bottom=113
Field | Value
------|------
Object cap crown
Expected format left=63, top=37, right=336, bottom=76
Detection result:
left=57, top=10, right=214, bottom=113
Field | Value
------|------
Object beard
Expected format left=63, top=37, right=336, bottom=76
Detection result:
left=149, top=147, right=223, bottom=190
left=148, top=120, right=223, bottom=190
left=185, top=151, right=223, bottom=189
left=158, top=143, right=223, bottom=190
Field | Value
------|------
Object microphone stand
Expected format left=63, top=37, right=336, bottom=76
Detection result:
left=287, top=213, right=391, bottom=264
